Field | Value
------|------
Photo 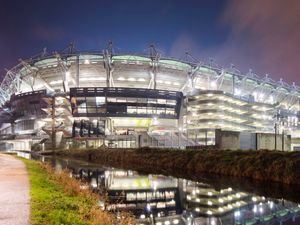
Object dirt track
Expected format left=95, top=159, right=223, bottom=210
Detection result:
left=0, top=153, right=29, bottom=225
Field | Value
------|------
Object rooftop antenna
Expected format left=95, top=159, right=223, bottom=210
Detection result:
left=183, top=52, right=199, bottom=64
left=107, top=40, right=114, bottom=57
left=149, top=43, right=159, bottom=61
left=209, top=57, right=216, bottom=68
left=68, top=41, right=75, bottom=54
left=41, top=47, right=47, bottom=57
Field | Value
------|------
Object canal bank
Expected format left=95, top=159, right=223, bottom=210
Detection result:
left=54, top=148, right=300, bottom=186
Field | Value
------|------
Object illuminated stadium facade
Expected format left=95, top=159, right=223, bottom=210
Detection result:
left=0, top=43, right=300, bottom=151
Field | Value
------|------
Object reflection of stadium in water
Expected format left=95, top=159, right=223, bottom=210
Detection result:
left=42, top=156, right=300, bottom=225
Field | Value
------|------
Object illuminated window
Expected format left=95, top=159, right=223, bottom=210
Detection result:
left=107, top=97, right=116, bottom=102
left=126, top=98, right=137, bottom=103
left=86, top=97, right=96, bottom=107
left=116, top=98, right=126, bottom=103
left=166, top=108, right=175, bottom=115
left=127, top=106, right=137, bottom=114
left=157, top=108, right=165, bottom=115
left=78, top=103, right=87, bottom=114
left=87, top=107, right=96, bottom=114
left=148, top=98, right=157, bottom=104
left=157, top=99, right=166, bottom=104
left=137, top=107, right=147, bottom=114
left=148, top=107, right=156, bottom=114
left=138, top=98, right=147, bottom=103
left=137, top=192, right=147, bottom=200
left=166, top=100, right=176, bottom=105
left=96, top=97, right=105, bottom=107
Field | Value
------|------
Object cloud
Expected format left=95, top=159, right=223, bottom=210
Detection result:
left=169, top=32, right=215, bottom=63
left=169, top=32, right=201, bottom=58
left=33, top=25, right=65, bottom=41
left=215, top=0, right=300, bottom=83
left=170, top=1, right=300, bottom=84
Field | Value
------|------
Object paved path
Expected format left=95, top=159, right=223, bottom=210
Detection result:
left=0, top=153, right=30, bottom=225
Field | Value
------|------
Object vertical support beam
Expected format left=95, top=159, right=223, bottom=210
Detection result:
left=153, top=65, right=157, bottom=89
left=274, top=123, right=277, bottom=151
left=282, top=128, right=284, bottom=151
left=76, top=55, right=80, bottom=87
left=103, top=51, right=113, bottom=88
left=149, top=44, right=160, bottom=90
left=109, top=70, right=113, bottom=87
left=105, top=58, right=110, bottom=88
left=16, top=76, right=21, bottom=93
left=51, top=96, right=56, bottom=149
left=80, top=120, right=84, bottom=137
left=232, top=75, right=235, bottom=95
left=11, top=122, right=15, bottom=134
left=103, top=41, right=114, bottom=88
left=72, top=121, right=76, bottom=137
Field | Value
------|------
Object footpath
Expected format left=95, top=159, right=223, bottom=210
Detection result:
left=0, top=153, right=29, bottom=225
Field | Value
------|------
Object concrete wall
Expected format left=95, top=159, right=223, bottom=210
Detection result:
left=215, top=130, right=291, bottom=151
left=215, top=129, right=240, bottom=150
left=257, top=133, right=291, bottom=151
left=240, top=132, right=256, bottom=150
left=291, top=138, right=300, bottom=151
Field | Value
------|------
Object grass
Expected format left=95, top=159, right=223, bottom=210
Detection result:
left=20, top=158, right=135, bottom=225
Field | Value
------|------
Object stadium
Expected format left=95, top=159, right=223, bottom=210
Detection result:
left=0, top=43, right=300, bottom=151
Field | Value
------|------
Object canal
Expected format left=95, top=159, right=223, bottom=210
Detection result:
left=23, top=152, right=300, bottom=225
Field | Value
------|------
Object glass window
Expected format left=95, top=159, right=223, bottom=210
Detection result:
left=97, top=107, right=106, bottom=113
left=165, top=191, right=175, bottom=199
left=107, top=97, right=116, bottom=102
left=86, top=97, right=96, bottom=107
left=166, top=108, right=175, bottom=115
left=77, top=97, right=86, bottom=105
left=117, top=98, right=126, bottom=103
left=137, top=192, right=147, bottom=200
left=157, top=99, right=167, bottom=104
left=126, top=193, right=136, bottom=201
left=87, top=107, right=96, bottom=114
left=78, top=106, right=87, bottom=114
left=127, top=106, right=137, bottom=114
left=166, top=99, right=176, bottom=106
left=148, top=98, right=157, bottom=104
left=147, top=107, right=156, bottom=114
left=155, top=191, right=165, bottom=198
left=137, top=107, right=147, bottom=114
left=96, top=97, right=105, bottom=107
left=78, top=102, right=86, bottom=108
left=157, top=108, right=165, bottom=115
left=147, top=192, right=153, bottom=200
left=138, top=98, right=147, bottom=103
left=127, top=98, right=137, bottom=103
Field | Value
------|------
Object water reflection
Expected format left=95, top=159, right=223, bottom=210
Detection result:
left=34, top=155, right=300, bottom=225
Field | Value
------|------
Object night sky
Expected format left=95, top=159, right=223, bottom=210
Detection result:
left=1, top=0, right=300, bottom=84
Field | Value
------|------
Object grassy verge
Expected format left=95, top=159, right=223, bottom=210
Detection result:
left=20, top=158, right=135, bottom=225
